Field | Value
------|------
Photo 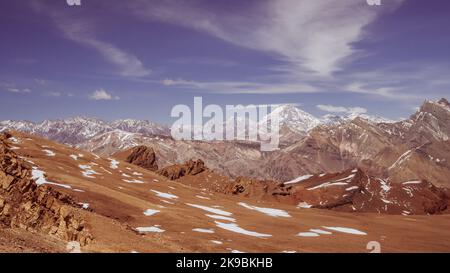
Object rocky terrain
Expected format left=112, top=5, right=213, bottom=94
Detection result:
left=265, top=99, right=450, bottom=188
left=1, top=131, right=450, bottom=252
left=123, top=146, right=159, bottom=171
left=0, top=133, right=92, bottom=251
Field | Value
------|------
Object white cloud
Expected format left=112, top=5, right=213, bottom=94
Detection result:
left=6, top=88, right=31, bottom=93
left=344, top=82, right=414, bottom=100
left=1, top=83, right=31, bottom=93
left=34, top=79, right=47, bottom=85
left=89, top=89, right=120, bottom=101
left=132, top=0, right=404, bottom=76
left=317, top=104, right=367, bottom=115
left=47, top=91, right=62, bottom=97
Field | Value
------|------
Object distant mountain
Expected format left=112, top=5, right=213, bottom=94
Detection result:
left=0, top=117, right=170, bottom=145
left=321, top=113, right=396, bottom=125
left=259, top=104, right=322, bottom=133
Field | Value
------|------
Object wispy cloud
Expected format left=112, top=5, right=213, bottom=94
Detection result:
left=131, top=0, right=404, bottom=76
left=34, top=79, right=48, bottom=85
left=1, top=82, right=31, bottom=94
left=46, top=91, right=62, bottom=97
left=34, top=1, right=151, bottom=78
left=168, top=57, right=237, bottom=67
left=89, top=89, right=120, bottom=101
left=5, top=87, right=31, bottom=93
left=58, top=20, right=151, bottom=78
left=317, top=104, right=367, bottom=115
left=161, top=78, right=319, bottom=94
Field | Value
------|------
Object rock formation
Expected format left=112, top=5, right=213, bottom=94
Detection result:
left=157, top=159, right=206, bottom=180
left=0, top=132, right=92, bottom=246
left=125, top=145, right=158, bottom=171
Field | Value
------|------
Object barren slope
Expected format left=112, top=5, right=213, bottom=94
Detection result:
left=2, top=131, right=450, bottom=253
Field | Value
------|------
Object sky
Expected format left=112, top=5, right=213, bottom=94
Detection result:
left=1, top=0, right=450, bottom=124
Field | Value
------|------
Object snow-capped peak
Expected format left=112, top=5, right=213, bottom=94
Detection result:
left=321, top=113, right=395, bottom=125
left=259, top=105, right=322, bottom=133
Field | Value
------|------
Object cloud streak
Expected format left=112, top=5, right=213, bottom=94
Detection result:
left=33, top=0, right=152, bottom=79
left=317, top=104, right=367, bottom=115
left=161, top=78, right=319, bottom=94
left=57, top=20, right=151, bottom=78
left=131, top=0, right=403, bottom=76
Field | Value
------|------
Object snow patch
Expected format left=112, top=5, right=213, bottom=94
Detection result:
left=345, top=186, right=359, bottom=191
left=79, top=164, right=100, bottom=178
left=205, top=214, right=236, bottom=222
left=298, top=202, right=312, bottom=209
left=78, top=203, right=89, bottom=210
left=42, top=149, right=56, bottom=157
left=122, top=179, right=145, bottom=184
left=192, top=228, right=215, bottom=234
left=284, top=174, right=313, bottom=185
left=109, top=158, right=119, bottom=169
left=402, top=180, right=422, bottom=185
left=32, top=168, right=72, bottom=189
left=186, top=203, right=232, bottom=216
left=136, top=226, right=165, bottom=233
left=310, top=229, right=332, bottom=235
left=9, top=137, right=20, bottom=143
left=196, top=195, right=210, bottom=200
left=323, top=226, right=367, bottom=235
left=238, top=202, right=291, bottom=218
left=66, top=241, right=81, bottom=253
left=151, top=190, right=178, bottom=199
left=143, top=209, right=160, bottom=216
left=297, top=232, right=319, bottom=237
left=215, top=221, right=271, bottom=238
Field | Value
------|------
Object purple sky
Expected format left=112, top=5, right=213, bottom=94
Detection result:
left=1, top=0, right=450, bottom=124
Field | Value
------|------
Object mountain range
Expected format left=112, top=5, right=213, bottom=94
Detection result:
left=1, top=99, right=449, bottom=188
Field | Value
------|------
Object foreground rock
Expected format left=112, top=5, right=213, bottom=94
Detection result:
left=0, top=133, right=92, bottom=246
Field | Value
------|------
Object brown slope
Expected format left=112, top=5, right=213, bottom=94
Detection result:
left=4, top=131, right=450, bottom=253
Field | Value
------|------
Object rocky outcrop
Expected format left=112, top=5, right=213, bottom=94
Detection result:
left=222, top=177, right=287, bottom=199
left=288, top=169, right=449, bottom=215
left=125, top=145, right=158, bottom=171
left=0, top=133, right=92, bottom=246
left=157, top=159, right=206, bottom=180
